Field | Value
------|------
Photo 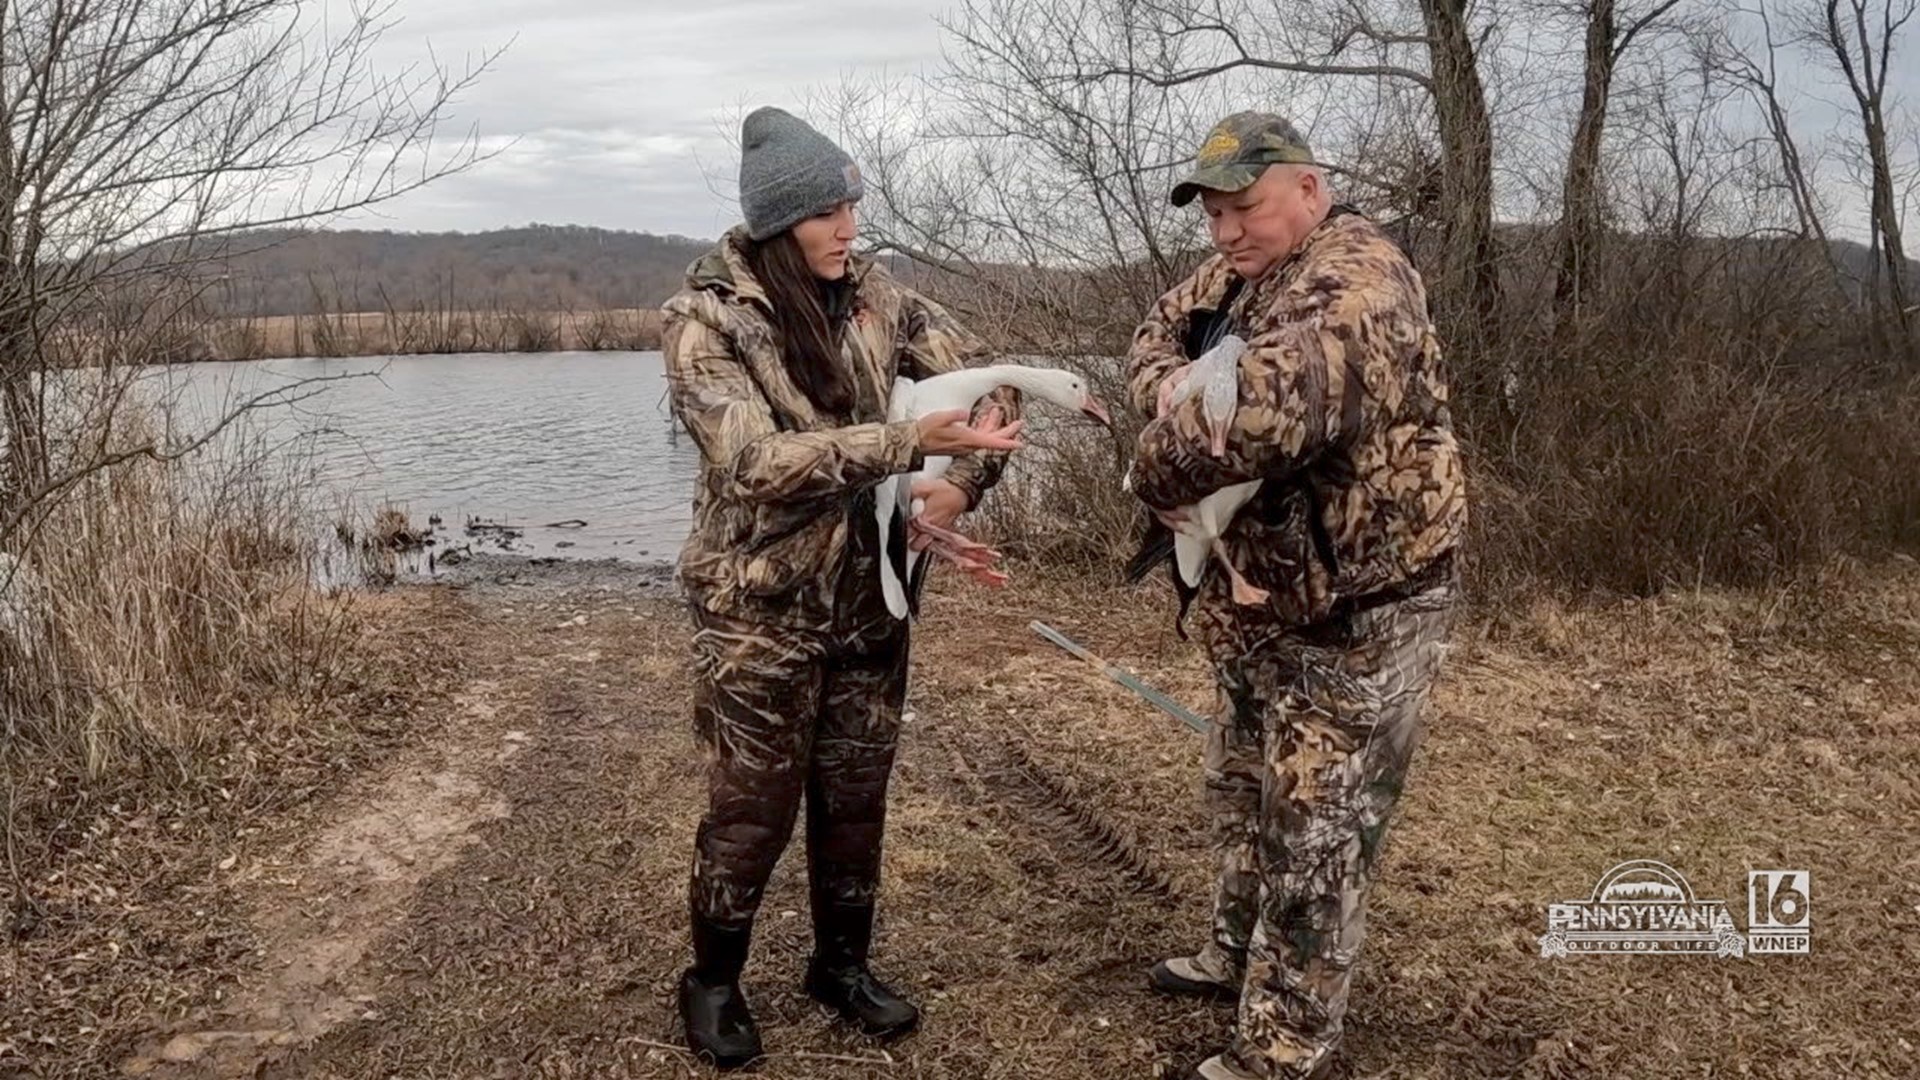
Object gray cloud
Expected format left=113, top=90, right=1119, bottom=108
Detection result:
left=347, top=0, right=953, bottom=240
left=340, top=1, right=1911, bottom=246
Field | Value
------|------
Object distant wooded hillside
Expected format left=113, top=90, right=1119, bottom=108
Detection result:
left=192, top=221, right=1916, bottom=342
left=200, top=225, right=715, bottom=316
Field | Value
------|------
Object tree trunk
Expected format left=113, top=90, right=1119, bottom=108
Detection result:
left=1825, top=0, right=1916, bottom=362
left=1555, top=0, right=1618, bottom=319
left=0, top=269, right=50, bottom=519
left=1418, top=0, right=1502, bottom=336
left=1862, top=116, right=1913, bottom=357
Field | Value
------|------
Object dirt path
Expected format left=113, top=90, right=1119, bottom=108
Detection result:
left=120, top=678, right=516, bottom=1078
left=106, top=558, right=1920, bottom=1080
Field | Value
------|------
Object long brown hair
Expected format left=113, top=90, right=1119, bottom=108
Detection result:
left=744, top=232, right=854, bottom=416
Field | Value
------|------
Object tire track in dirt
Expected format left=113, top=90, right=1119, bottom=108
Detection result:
left=905, top=710, right=1228, bottom=1076
left=116, top=568, right=668, bottom=1080
left=119, top=677, right=523, bottom=1079
left=922, top=716, right=1181, bottom=899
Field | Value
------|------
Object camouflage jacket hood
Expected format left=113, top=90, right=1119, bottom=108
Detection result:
left=1126, top=209, right=1466, bottom=649
left=662, top=226, right=1018, bottom=631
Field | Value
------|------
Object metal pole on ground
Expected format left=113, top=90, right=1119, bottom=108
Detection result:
left=1029, top=620, right=1208, bottom=734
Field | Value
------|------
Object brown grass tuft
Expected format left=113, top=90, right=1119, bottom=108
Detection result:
left=1, top=444, right=345, bottom=778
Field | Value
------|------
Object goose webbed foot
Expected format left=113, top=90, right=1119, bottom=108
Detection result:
left=1217, top=552, right=1270, bottom=606
left=910, top=517, right=999, bottom=559
left=910, top=518, right=1009, bottom=588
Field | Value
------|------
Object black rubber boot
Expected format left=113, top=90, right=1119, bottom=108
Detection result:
left=679, top=917, right=763, bottom=1070
left=803, top=901, right=919, bottom=1039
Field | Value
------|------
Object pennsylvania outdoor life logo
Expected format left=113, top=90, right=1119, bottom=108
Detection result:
left=1538, top=860, right=1812, bottom=959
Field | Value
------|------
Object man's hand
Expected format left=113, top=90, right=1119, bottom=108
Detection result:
left=1152, top=506, right=1188, bottom=531
left=1156, top=363, right=1193, bottom=418
left=909, top=478, right=970, bottom=552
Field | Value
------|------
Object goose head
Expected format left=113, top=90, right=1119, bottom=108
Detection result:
left=1198, top=336, right=1248, bottom=457
left=1002, top=366, right=1112, bottom=426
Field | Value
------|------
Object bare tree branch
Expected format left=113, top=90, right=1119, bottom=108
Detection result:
left=0, top=0, right=503, bottom=541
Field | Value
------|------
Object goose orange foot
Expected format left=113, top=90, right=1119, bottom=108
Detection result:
left=910, top=518, right=1009, bottom=588
left=1217, top=552, right=1270, bottom=606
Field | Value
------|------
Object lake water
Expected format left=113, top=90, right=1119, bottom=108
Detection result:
left=152, top=351, right=702, bottom=564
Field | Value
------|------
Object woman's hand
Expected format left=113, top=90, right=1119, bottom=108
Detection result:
left=908, top=479, right=970, bottom=551
left=916, top=407, right=1024, bottom=455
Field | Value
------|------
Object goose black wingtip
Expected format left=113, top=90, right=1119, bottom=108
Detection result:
left=906, top=544, right=930, bottom=618
left=1124, top=511, right=1195, bottom=639
left=1124, top=514, right=1175, bottom=584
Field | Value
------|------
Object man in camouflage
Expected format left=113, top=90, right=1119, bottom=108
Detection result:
left=1126, top=112, right=1466, bottom=1080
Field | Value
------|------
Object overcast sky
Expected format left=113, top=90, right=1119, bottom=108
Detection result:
left=349, top=0, right=954, bottom=240
left=348, top=0, right=1914, bottom=244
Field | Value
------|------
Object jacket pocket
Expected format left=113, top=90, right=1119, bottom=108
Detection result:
left=728, top=500, right=843, bottom=599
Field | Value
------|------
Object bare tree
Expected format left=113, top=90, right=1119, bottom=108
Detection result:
left=0, top=0, right=497, bottom=541
left=818, top=1, right=1238, bottom=357
left=1701, top=2, right=1837, bottom=258
left=924, top=0, right=1505, bottom=333
left=1415, top=0, right=1503, bottom=329
left=1552, top=0, right=1687, bottom=317
left=1806, top=0, right=1915, bottom=356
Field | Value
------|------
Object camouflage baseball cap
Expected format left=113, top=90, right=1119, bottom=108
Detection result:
left=1170, top=112, right=1317, bottom=207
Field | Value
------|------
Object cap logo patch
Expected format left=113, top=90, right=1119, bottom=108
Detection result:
left=1198, top=130, right=1240, bottom=166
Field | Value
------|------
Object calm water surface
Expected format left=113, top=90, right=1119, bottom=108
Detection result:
left=155, top=351, right=702, bottom=562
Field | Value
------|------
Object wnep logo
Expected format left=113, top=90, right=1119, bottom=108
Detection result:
left=1747, top=870, right=1812, bottom=954
left=1539, top=860, right=1814, bottom=959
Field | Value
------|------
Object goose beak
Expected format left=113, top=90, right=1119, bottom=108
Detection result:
left=1081, top=394, right=1112, bottom=426
left=1208, top=414, right=1231, bottom=458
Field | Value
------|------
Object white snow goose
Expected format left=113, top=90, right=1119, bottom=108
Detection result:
left=876, top=364, right=1112, bottom=619
left=1124, top=334, right=1268, bottom=633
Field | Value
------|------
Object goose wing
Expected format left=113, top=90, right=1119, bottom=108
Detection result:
left=877, top=376, right=918, bottom=619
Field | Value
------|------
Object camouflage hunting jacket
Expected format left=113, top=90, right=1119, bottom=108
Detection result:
left=1127, top=208, right=1466, bottom=646
left=663, top=226, right=1018, bottom=632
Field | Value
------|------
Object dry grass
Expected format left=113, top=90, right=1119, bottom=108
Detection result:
left=1, top=433, right=341, bottom=776
left=1457, top=324, right=1920, bottom=606
left=908, top=562, right=1917, bottom=1078
left=0, top=417, right=469, bottom=1075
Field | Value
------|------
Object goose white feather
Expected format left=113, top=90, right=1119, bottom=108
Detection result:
left=1152, top=335, right=1269, bottom=604
left=875, top=376, right=918, bottom=620
left=875, top=364, right=1111, bottom=619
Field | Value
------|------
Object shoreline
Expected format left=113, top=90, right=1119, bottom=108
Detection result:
left=172, top=308, right=667, bottom=364
left=406, top=550, right=680, bottom=593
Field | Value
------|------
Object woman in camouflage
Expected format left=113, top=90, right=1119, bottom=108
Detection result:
left=659, top=106, right=1023, bottom=1069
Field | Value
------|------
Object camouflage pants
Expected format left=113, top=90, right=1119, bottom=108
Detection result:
left=1203, top=581, right=1457, bottom=1078
left=686, top=606, right=910, bottom=928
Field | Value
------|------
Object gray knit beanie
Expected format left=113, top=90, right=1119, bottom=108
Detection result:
left=738, top=106, right=864, bottom=241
